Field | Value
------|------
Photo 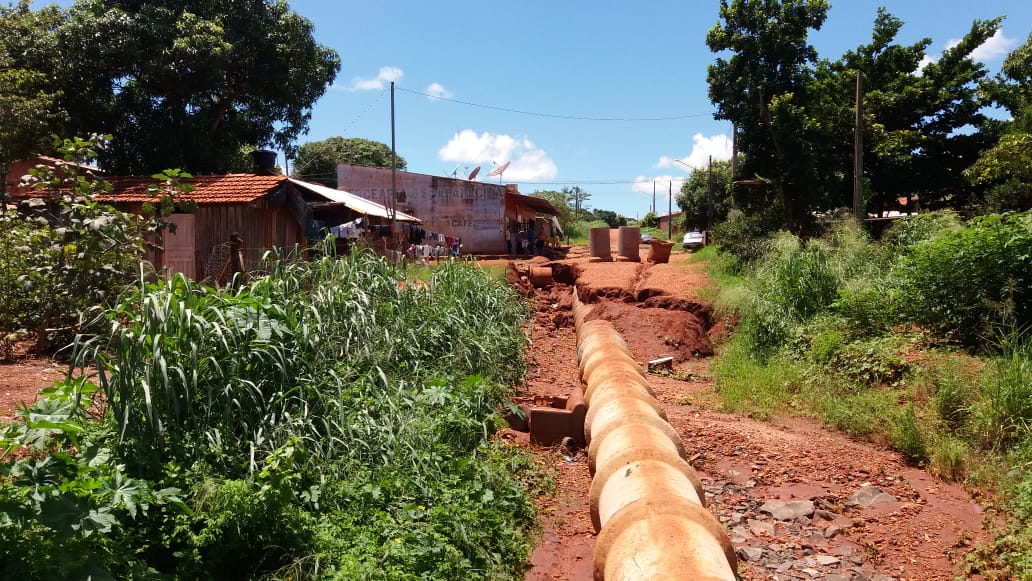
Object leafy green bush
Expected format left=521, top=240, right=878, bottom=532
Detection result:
left=710, top=208, right=780, bottom=269
left=899, top=211, right=1032, bottom=342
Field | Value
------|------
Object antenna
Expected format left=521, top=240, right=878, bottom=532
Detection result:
left=447, top=163, right=461, bottom=178
left=487, top=160, right=510, bottom=182
left=467, top=165, right=481, bottom=180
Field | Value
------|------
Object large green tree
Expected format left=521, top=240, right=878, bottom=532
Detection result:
left=709, top=2, right=1004, bottom=225
left=292, top=137, right=406, bottom=188
left=707, top=0, right=830, bottom=231
left=676, top=159, right=733, bottom=231
left=967, top=30, right=1032, bottom=211
left=0, top=1, right=65, bottom=209
left=42, top=0, right=340, bottom=175
left=810, top=10, right=1000, bottom=214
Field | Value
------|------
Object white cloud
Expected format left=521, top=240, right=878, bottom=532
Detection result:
left=343, top=66, right=404, bottom=91
left=656, top=133, right=733, bottom=173
left=438, top=130, right=558, bottom=181
left=943, top=28, right=1016, bottom=63
left=426, top=82, right=453, bottom=100
left=631, top=175, right=685, bottom=195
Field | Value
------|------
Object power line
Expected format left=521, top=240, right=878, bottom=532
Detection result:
left=396, top=87, right=714, bottom=122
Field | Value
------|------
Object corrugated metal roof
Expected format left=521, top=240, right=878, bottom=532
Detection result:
left=288, top=178, right=421, bottom=223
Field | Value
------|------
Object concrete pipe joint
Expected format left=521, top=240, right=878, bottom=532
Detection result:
left=592, top=446, right=706, bottom=512
left=583, top=372, right=658, bottom=409
left=592, top=499, right=737, bottom=581
left=584, top=387, right=664, bottom=436
left=585, top=395, right=669, bottom=446
left=587, top=419, right=686, bottom=475
left=589, top=459, right=705, bottom=532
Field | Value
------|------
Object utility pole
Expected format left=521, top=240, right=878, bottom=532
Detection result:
left=652, top=181, right=656, bottom=214
left=853, top=71, right=864, bottom=224
left=707, top=155, right=714, bottom=234
left=390, top=81, right=398, bottom=244
left=667, top=181, right=672, bottom=240
left=731, top=122, right=737, bottom=181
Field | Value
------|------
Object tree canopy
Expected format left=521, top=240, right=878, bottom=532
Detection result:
left=707, top=1, right=1006, bottom=229
left=6, top=0, right=340, bottom=175
left=292, top=137, right=406, bottom=188
left=0, top=1, right=65, bottom=207
left=529, top=189, right=576, bottom=235
left=676, top=159, right=733, bottom=231
left=967, top=30, right=1032, bottom=211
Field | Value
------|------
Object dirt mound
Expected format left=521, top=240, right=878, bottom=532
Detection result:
left=584, top=300, right=714, bottom=361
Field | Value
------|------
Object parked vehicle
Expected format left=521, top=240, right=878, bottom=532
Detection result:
left=640, top=233, right=653, bottom=243
left=682, top=231, right=704, bottom=250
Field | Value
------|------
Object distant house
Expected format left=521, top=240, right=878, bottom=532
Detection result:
left=2, top=155, right=101, bottom=201
left=337, top=163, right=558, bottom=254
left=11, top=154, right=418, bottom=282
left=655, top=211, right=684, bottom=238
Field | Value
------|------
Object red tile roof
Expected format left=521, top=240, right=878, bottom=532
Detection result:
left=98, top=174, right=287, bottom=205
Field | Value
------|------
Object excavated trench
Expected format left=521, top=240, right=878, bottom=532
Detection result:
left=532, top=261, right=718, bottom=364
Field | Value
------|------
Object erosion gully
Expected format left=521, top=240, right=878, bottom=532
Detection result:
left=498, top=246, right=986, bottom=581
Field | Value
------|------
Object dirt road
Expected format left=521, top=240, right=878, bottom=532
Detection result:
left=512, top=238, right=986, bottom=581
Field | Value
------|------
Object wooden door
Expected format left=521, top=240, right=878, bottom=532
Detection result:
left=165, top=214, right=197, bottom=279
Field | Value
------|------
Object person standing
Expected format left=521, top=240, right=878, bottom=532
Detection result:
left=527, top=226, right=536, bottom=256
left=504, top=226, right=512, bottom=255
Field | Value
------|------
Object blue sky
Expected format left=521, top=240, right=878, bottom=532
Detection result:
left=47, top=0, right=1032, bottom=218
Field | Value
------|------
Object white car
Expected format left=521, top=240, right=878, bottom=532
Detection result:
left=682, top=231, right=704, bottom=250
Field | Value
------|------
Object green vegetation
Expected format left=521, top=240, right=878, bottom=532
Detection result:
left=292, top=137, right=407, bottom=189
left=0, top=244, right=546, bottom=579
left=0, top=135, right=185, bottom=354
left=705, top=212, right=1032, bottom=578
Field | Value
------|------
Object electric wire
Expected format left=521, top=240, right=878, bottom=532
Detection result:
left=396, top=87, right=714, bottom=122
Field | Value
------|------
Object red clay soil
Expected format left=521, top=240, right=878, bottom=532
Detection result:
left=0, top=237, right=989, bottom=581
left=512, top=232, right=988, bottom=581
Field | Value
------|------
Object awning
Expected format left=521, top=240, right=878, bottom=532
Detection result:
left=507, top=192, right=559, bottom=216
left=288, top=178, right=421, bottom=223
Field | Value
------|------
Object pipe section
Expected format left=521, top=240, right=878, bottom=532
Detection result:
left=616, top=226, right=640, bottom=262
left=573, top=288, right=736, bottom=580
left=589, top=227, right=612, bottom=260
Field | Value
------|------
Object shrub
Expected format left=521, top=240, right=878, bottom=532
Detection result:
left=892, top=405, right=928, bottom=466
left=899, top=211, right=1032, bottom=342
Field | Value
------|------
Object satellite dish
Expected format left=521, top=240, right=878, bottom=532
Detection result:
left=487, top=161, right=510, bottom=177
left=467, top=166, right=481, bottom=180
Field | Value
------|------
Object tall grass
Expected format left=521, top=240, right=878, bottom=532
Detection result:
left=704, top=214, right=1032, bottom=577
left=12, top=243, right=543, bottom=579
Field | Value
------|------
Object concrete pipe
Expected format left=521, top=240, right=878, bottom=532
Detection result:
left=580, top=351, right=645, bottom=386
left=573, top=303, right=595, bottom=332
left=583, top=369, right=656, bottom=406
left=529, top=266, right=553, bottom=288
left=592, top=446, right=705, bottom=511
left=616, top=226, right=641, bottom=262
left=584, top=385, right=664, bottom=435
left=593, top=500, right=737, bottom=581
left=576, top=318, right=624, bottom=342
left=589, top=458, right=705, bottom=532
left=587, top=419, right=687, bottom=474
left=576, top=331, right=630, bottom=361
left=585, top=395, right=668, bottom=446
left=589, top=227, right=612, bottom=259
